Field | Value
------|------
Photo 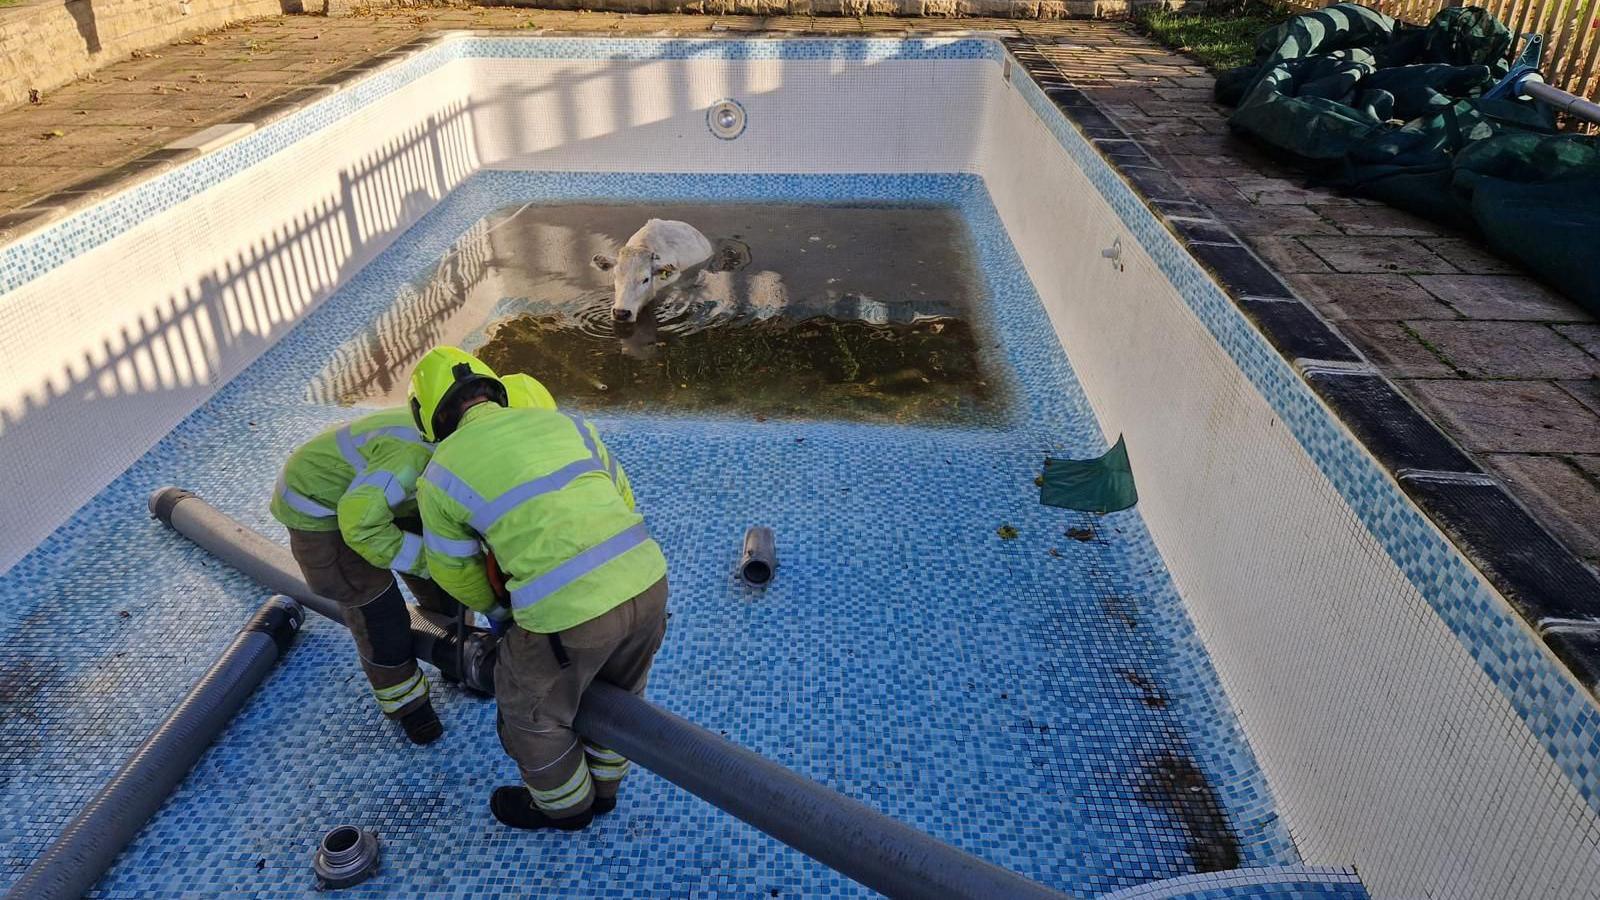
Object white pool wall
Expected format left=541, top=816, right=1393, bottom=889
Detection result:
left=1, top=35, right=1598, bottom=898
left=979, top=70, right=1600, bottom=897
left=0, top=57, right=478, bottom=563
left=470, top=55, right=993, bottom=172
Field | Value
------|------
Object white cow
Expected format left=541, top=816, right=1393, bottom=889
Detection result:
left=592, top=219, right=715, bottom=323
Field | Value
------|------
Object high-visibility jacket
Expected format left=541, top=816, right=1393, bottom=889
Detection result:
left=417, top=402, right=662, bottom=634
left=269, top=408, right=434, bottom=577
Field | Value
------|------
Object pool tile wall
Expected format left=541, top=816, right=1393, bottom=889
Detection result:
left=0, top=54, right=480, bottom=572
left=980, top=38, right=1600, bottom=899
left=2, top=172, right=1294, bottom=897
left=3, top=32, right=1599, bottom=897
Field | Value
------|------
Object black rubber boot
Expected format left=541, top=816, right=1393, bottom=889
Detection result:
left=592, top=795, right=617, bottom=816
left=399, top=703, right=443, bottom=745
left=490, top=786, right=594, bottom=831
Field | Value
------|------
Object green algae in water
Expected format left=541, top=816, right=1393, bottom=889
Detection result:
left=477, top=312, right=995, bottom=424
left=311, top=202, right=1006, bottom=423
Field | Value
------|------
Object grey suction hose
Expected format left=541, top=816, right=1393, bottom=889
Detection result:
left=151, top=486, right=1072, bottom=899
left=148, top=487, right=496, bottom=693
left=5, top=595, right=304, bottom=900
left=575, top=682, right=1066, bottom=900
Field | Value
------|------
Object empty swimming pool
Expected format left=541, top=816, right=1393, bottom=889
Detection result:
left=1, top=34, right=1597, bottom=899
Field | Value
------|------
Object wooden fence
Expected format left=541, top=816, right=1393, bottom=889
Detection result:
left=1286, top=0, right=1600, bottom=99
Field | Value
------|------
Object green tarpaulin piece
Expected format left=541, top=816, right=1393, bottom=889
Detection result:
left=1040, top=435, right=1138, bottom=514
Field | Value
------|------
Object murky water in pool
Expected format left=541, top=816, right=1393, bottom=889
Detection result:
left=312, top=203, right=1005, bottom=423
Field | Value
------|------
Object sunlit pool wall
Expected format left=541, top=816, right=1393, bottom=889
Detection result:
left=463, top=39, right=996, bottom=173
left=0, top=53, right=479, bottom=568
left=976, top=45, right=1600, bottom=899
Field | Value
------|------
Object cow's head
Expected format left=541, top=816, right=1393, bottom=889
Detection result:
left=593, top=248, right=677, bottom=322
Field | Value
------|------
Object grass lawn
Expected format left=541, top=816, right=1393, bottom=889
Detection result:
left=1134, top=4, right=1288, bottom=71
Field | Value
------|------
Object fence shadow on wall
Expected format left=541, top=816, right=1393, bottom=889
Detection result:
left=0, top=97, right=476, bottom=574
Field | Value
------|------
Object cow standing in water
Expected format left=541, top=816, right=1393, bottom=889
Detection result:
left=592, top=219, right=715, bottom=323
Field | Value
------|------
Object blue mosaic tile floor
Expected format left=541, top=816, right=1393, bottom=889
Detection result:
left=0, top=173, right=1301, bottom=897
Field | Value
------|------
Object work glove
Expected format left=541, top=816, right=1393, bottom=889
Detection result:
left=485, top=605, right=512, bottom=637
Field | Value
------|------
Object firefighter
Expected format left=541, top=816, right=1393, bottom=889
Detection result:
left=270, top=374, right=560, bottom=744
left=410, top=347, right=667, bottom=830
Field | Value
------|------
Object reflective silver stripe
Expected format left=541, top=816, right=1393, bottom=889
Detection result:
left=567, top=414, right=599, bottom=461
left=275, top=472, right=335, bottom=519
left=606, top=453, right=618, bottom=485
left=390, top=531, right=423, bottom=573
left=583, top=744, right=626, bottom=764
left=424, top=529, right=481, bottom=559
left=422, top=462, right=489, bottom=514
left=358, top=425, right=430, bottom=448
left=335, top=426, right=364, bottom=471
left=350, top=469, right=406, bottom=507
left=529, top=765, right=593, bottom=812
left=373, top=671, right=427, bottom=714
left=509, top=524, right=652, bottom=611
left=589, top=760, right=630, bottom=782
left=468, top=457, right=605, bottom=533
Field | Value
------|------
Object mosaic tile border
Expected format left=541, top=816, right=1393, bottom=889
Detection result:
left=997, top=38, right=1600, bottom=812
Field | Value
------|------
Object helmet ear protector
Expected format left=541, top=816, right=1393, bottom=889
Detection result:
left=414, top=362, right=508, bottom=442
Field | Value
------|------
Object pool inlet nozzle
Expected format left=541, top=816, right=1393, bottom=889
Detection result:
left=312, top=825, right=380, bottom=890
left=739, top=526, right=777, bottom=588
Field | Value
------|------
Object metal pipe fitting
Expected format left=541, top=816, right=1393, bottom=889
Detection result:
left=739, top=526, right=777, bottom=587
left=312, top=825, right=381, bottom=889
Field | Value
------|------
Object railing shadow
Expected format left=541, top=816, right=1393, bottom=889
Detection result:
left=0, top=95, right=477, bottom=572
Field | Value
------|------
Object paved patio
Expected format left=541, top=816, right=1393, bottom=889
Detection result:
left=2, top=7, right=1597, bottom=570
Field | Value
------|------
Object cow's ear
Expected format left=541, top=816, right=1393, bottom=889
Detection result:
left=655, top=263, right=677, bottom=278
left=592, top=254, right=615, bottom=271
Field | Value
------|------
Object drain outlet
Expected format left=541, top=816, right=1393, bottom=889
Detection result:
left=312, top=825, right=380, bottom=890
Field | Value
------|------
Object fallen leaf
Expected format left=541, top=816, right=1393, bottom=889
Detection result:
left=996, top=524, right=1018, bottom=540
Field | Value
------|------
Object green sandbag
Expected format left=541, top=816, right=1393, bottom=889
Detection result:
left=1039, top=436, right=1138, bottom=514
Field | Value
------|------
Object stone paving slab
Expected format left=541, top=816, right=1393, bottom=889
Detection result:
left=1408, top=380, right=1600, bottom=454
left=2, top=7, right=1600, bottom=573
left=1289, top=273, right=1458, bottom=321
left=1407, top=320, right=1600, bottom=379
left=1417, top=273, right=1593, bottom=322
left=1031, top=26, right=1600, bottom=565
left=1338, top=321, right=1458, bottom=379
